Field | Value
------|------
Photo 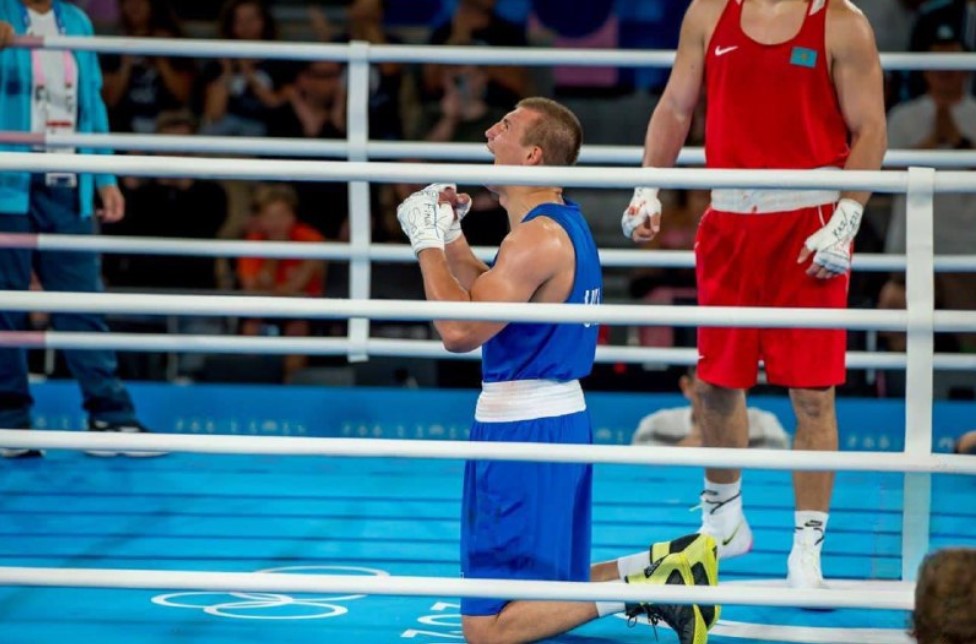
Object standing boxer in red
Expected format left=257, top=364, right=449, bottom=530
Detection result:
left=622, top=0, right=886, bottom=589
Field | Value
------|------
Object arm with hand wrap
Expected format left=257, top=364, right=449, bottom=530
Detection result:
left=621, top=187, right=663, bottom=242
left=410, top=183, right=472, bottom=245
left=440, top=188, right=472, bottom=244
left=396, top=187, right=456, bottom=256
left=798, top=198, right=863, bottom=277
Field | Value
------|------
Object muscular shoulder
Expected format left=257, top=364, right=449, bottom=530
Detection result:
left=507, top=216, right=572, bottom=261
left=496, top=216, right=572, bottom=282
left=683, top=0, right=728, bottom=40
left=827, top=0, right=876, bottom=47
left=688, top=0, right=728, bottom=21
left=827, top=0, right=878, bottom=60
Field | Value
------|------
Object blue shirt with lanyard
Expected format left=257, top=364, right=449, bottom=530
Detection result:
left=0, top=0, right=116, bottom=216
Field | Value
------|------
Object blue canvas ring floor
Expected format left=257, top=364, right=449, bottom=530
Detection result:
left=2, top=450, right=974, bottom=643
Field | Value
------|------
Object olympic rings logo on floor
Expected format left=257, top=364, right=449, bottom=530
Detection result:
left=150, top=565, right=390, bottom=620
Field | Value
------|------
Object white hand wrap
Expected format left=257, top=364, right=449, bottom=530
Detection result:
left=397, top=188, right=456, bottom=255
left=621, top=186, right=662, bottom=239
left=444, top=192, right=472, bottom=245
left=416, top=183, right=471, bottom=244
left=420, top=183, right=455, bottom=202
left=803, top=198, right=863, bottom=274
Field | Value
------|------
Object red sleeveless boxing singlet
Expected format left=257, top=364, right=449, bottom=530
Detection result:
left=704, top=0, right=850, bottom=170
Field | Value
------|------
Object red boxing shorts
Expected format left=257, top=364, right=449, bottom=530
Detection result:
left=694, top=203, right=849, bottom=389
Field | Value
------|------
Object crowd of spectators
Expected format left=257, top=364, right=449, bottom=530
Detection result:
left=61, top=0, right=975, bottom=392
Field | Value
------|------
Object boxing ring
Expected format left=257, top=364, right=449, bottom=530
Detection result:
left=0, top=35, right=975, bottom=643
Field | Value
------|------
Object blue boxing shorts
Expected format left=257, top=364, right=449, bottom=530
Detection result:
left=460, top=410, right=593, bottom=616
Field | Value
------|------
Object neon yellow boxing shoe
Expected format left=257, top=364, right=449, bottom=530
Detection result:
left=649, top=533, right=721, bottom=628
left=624, top=550, right=711, bottom=644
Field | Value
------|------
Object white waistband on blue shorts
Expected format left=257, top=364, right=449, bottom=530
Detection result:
left=475, top=379, right=586, bottom=423
left=711, top=167, right=840, bottom=214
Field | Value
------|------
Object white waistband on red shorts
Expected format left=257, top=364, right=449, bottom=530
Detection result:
left=711, top=167, right=841, bottom=214
left=475, top=379, right=586, bottom=423
left=710, top=188, right=840, bottom=214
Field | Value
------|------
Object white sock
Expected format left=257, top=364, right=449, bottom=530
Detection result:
left=794, top=511, right=829, bottom=550
left=704, top=477, right=742, bottom=504
left=616, top=550, right=651, bottom=580
left=795, top=510, right=829, bottom=531
left=595, top=600, right=626, bottom=617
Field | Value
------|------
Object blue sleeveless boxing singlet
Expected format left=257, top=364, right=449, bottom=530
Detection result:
left=481, top=199, right=602, bottom=383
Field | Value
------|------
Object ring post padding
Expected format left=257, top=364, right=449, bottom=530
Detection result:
left=901, top=167, right=936, bottom=581
left=346, top=40, right=371, bottom=363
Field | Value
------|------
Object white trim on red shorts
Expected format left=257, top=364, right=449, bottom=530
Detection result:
left=710, top=188, right=840, bottom=214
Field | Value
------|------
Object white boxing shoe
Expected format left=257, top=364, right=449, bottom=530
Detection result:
left=698, top=489, right=754, bottom=559
left=787, top=521, right=827, bottom=589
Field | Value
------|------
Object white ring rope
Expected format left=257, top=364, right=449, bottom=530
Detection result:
left=3, top=132, right=974, bottom=169
left=0, top=290, right=947, bottom=331
left=0, top=566, right=914, bottom=611
left=3, top=332, right=975, bottom=372
left=13, top=34, right=976, bottom=71
left=0, top=233, right=973, bottom=273
left=0, top=430, right=972, bottom=474
left=5, top=152, right=974, bottom=193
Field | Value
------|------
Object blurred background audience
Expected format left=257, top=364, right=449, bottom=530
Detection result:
left=101, top=0, right=194, bottom=133
left=236, top=183, right=326, bottom=381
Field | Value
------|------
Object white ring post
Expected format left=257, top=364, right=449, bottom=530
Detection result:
left=902, top=167, right=936, bottom=581
left=346, top=41, right=372, bottom=363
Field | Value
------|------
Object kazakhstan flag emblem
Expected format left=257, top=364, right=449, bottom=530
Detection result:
left=790, top=47, right=817, bottom=68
